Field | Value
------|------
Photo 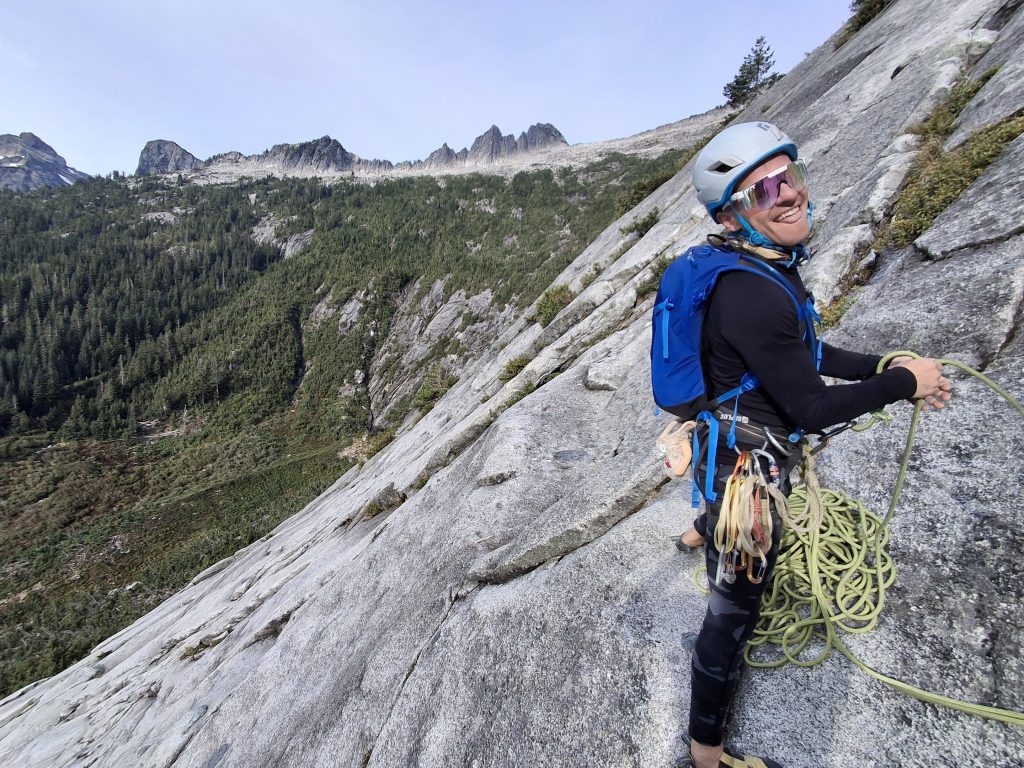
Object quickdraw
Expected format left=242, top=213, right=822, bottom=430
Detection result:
left=712, top=450, right=778, bottom=586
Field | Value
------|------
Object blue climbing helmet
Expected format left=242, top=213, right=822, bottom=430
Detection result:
left=692, top=121, right=812, bottom=254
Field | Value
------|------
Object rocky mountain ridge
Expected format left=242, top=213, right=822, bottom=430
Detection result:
left=174, top=122, right=570, bottom=182
left=183, top=112, right=727, bottom=184
left=140, top=115, right=729, bottom=185
left=3, top=1, right=1023, bottom=766
left=0, top=133, right=91, bottom=192
left=4, top=111, right=719, bottom=194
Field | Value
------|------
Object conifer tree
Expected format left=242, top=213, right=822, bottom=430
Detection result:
left=723, top=36, right=782, bottom=107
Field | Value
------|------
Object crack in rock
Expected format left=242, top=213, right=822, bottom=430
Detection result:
left=180, top=630, right=230, bottom=661
left=362, top=583, right=480, bottom=767
left=917, top=221, right=1024, bottom=262
left=477, top=469, right=517, bottom=486
left=244, top=602, right=303, bottom=647
left=992, top=277, right=1024, bottom=363
left=186, top=556, right=236, bottom=588
left=470, top=475, right=669, bottom=586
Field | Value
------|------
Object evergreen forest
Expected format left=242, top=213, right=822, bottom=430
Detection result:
left=0, top=149, right=688, bottom=696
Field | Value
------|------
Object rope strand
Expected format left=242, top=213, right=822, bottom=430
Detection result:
left=717, top=352, right=1024, bottom=725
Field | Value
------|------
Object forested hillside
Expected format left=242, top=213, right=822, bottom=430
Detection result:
left=0, top=148, right=692, bottom=695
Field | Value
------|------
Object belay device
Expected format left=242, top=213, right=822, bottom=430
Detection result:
left=649, top=242, right=822, bottom=504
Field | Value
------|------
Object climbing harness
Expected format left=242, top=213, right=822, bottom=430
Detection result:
left=704, top=350, right=1024, bottom=726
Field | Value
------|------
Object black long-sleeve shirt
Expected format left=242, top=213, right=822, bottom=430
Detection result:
left=702, top=264, right=916, bottom=433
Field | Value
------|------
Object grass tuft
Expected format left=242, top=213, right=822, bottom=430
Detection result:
left=619, top=207, right=660, bottom=238
left=412, top=363, right=458, bottom=410
left=875, top=68, right=1020, bottom=250
left=635, top=252, right=674, bottom=298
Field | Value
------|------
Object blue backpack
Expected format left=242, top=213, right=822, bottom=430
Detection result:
left=650, top=243, right=822, bottom=502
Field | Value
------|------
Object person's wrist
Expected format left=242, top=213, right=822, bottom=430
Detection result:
left=885, top=365, right=918, bottom=400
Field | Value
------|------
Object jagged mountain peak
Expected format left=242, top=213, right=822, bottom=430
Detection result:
left=0, top=132, right=90, bottom=192
left=260, top=136, right=356, bottom=172
left=15, top=132, right=51, bottom=151
left=424, top=121, right=568, bottom=169
left=518, top=122, right=566, bottom=151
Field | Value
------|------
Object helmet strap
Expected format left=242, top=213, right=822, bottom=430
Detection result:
left=726, top=201, right=815, bottom=267
left=733, top=210, right=772, bottom=247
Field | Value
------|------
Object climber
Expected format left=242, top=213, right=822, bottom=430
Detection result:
left=677, top=122, right=952, bottom=768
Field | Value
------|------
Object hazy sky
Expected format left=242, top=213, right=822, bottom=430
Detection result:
left=4, top=1, right=852, bottom=175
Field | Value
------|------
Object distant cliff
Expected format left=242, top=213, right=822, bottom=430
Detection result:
left=0, top=133, right=90, bottom=192
left=135, top=140, right=203, bottom=176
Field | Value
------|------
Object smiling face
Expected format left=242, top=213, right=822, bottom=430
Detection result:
left=718, top=153, right=810, bottom=247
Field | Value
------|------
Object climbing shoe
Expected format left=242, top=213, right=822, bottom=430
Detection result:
left=679, top=747, right=783, bottom=768
left=675, top=526, right=705, bottom=552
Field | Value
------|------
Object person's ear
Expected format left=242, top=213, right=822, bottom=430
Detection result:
left=717, top=207, right=742, bottom=233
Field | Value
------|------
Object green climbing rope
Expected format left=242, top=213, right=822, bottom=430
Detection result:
left=743, top=351, right=1024, bottom=726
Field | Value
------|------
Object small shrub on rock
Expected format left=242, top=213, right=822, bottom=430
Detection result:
left=875, top=69, right=1021, bottom=249
left=364, top=428, right=396, bottom=459
left=360, top=482, right=405, bottom=519
left=498, top=355, right=532, bottom=382
left=535, top=285, right=575, bottom=326
left=619, top=207, right=660, bottom=238
left=835, top=0, right=894, bottom=48
left=412, top=363, right=458, bottom=410
left=580, top=263, right=603, bottom=290
left=635, top=253, right=674, bottom=298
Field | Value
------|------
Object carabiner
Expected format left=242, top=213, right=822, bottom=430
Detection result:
left=749, top=449, right=776, bottom=486
left=747, top=553, right=768, bottom=585
left=761, top=427, right=791, bottom=456
left=810, top=421, right=856, bottom=455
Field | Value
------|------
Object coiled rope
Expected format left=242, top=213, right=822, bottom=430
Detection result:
left=720, top=351, right=1024, bottom=725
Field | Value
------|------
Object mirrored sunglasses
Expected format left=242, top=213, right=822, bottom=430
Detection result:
left=729, top=159, right=808, bottom=213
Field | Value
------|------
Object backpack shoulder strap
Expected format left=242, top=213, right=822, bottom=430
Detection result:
left=731, top=254, right=822, bottom=370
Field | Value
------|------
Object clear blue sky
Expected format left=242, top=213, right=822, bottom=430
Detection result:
left=4, top=1, right=852, bottom=175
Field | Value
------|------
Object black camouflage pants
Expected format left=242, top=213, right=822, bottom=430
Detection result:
left=687, top=437, right=797, bottom=746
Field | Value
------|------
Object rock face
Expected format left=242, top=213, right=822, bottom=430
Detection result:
left=467, top=125, right=519, bottom=163
left=135, top=140, right=202, bottom=176
left=3, top=1, right=1024, bottom=766
left=517, top=122, right=566, bottom=152
left=0, top=132, right=90, bottom=192
left=946, top=0, right=1024, bottom=148
left=250, top=213, right=314, bottom=259
left=365, top=279, right=518, bottom=428
left=423, top=142, right=457, bottom=168
left=265, top=136, right=354, bottom=172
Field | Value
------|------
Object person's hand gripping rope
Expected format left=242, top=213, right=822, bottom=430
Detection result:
left=888, top=356, right=953, bottom=411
